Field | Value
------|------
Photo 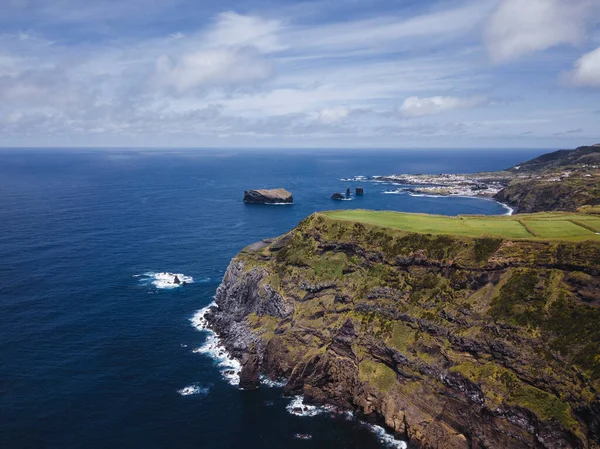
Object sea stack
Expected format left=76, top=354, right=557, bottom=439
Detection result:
left=331, top=192, right=345, bottom=200
left=346, top=187, right=351, bottom=198
left=243, top=188, right=293, bottom=204
left=356, top=187, right=364, bottom=196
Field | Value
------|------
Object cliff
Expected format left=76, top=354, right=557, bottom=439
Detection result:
left=506, top=145, right=600, bottom=174
left=205, top=212, right=600, bottom=449
left=494, top=177, right=600, bottom=214
left=493, top=145, right=600, bottom=213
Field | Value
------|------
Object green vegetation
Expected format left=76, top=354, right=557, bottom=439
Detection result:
left=522, top=219, right=595, bottom=239
left=451, top=362, right=578, bottom=432
left=234, top=210, right=600, bottom=445
left=473, top=237, right=503, bottom=262
left=491, top=269, right=600, bottom=378
left=358, top=359, right=397, bottom=393
left=322, top=210, right=600, bottom=241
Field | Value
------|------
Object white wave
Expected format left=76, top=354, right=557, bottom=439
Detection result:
left=286, top=396, right=404, bottom=446
left=500, top=203, right=514, bottom=216
left=383, top=189, right=406, bottom=195
left=264, top=202, right=293, bottom=206
left=405, top=192, right=516, bottom=216
left=286, top=396, right=326, bottom=417
left=294, top=433, right=313, bottom=440
left=260, top=375, right=286, bottom=388
left=340, top=175, right=367, bottom=182
left=177, top=384, right=210, bottom=396
left=138, top=272, right=194, bottom=289
left=407, top=192, right=444, bottom=198
left=190, top=304, right=241, bottom=387
left=368, top=424, right=408, bottom=449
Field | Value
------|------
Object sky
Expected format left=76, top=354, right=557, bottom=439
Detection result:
left=1, top=0, right=599, bottom=148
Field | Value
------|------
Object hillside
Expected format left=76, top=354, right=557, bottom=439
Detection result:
left=206, top=211, right=600, bottom=449
left=493, top=145, right=600, bottom=213
left=507, top=145, right=600, bottom=173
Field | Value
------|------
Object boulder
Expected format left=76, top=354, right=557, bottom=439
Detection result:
left=331, top=193, right=345, bottom=200
left=244, top=188, right=293, bottom=204
left=356, top=187, right=364, bottom=196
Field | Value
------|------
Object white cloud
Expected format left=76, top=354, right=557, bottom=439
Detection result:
left=314, top=107, right=351, bottom=124
left=205, top=11, right=283, bottom=52
left=485, top=0, right=594, bottom=63
left=569, top=46, right=600, bottom=87
left=399, top=96, right=485, bottom=117
left=285, top=0, right=495, bottom=57
left=154, top=48, right=273, bottom=92
left=2, top=1, right=597, bottom=147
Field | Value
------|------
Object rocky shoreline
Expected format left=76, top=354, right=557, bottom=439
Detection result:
left=372, top=173, right=511, bottom=198
left=363, top=145, right=600, bottom=213
left=203, top=213, right=600, bottom=449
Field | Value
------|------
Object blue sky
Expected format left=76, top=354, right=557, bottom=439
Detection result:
left=1, top=0, right=599, bottom=148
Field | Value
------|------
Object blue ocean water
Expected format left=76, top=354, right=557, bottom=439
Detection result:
left=0, top=148, right=547, bottom=449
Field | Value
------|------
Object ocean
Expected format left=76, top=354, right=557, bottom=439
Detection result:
left=0, top=148, right=547, bottom=449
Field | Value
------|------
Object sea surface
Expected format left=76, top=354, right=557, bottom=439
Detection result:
left=0, top=148, right=547, bottom=449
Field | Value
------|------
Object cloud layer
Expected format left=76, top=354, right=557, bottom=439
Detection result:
left=0, top=0, right=599, bottom=147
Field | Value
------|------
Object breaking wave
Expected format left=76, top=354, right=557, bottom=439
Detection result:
left=190, top=303, right=241, bottom=386
left=368, top=424, right=408, bottom=449
left=136, top=272, right=196, bottom=289
left=177, top=384, right=210, bottom=397
left=286, top=396, right=406, bottom=448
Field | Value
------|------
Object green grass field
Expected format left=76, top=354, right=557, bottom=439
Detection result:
left=320, top=210, right=600, bottom=241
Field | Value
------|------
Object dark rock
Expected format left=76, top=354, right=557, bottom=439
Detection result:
left=244, top=188, right=293, bottom=204
left=346, top=187, right=351, bottom=197
left=356, top=187, right=364, bottom=196
left=239, top=344, right=260, bottom=390
left=173, top=275, right=181, bottom=285
left=331, top=193, right=345, bottom=200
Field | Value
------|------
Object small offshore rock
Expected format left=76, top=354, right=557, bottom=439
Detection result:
left=331, top=192, right=345, bottom=200
left=244, top=188, right=293, bottom=204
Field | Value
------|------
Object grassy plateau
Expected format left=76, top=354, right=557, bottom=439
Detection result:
left=321, top=210, right=600, bottom=241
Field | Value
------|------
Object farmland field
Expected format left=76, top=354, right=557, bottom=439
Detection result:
left=321, top=210, right=600, bottom=241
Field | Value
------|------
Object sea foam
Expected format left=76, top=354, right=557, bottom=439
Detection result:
left=137, top=272, right=196, bottom=289
left=190, top=303, right=241, bottom=386
left=286, top=396, right=406, bottom=447
left=368, top=424, right=408, bottom=449
left=177, top=384, right=210, bottom=396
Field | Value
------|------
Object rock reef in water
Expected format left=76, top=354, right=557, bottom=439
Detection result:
left=244, top=188, right=293, bottom=204
left=331, top=193, right=345, bottom=200
left=356, top=187, right=364, bottom=196
left=205, top=212, right=600, bottom=449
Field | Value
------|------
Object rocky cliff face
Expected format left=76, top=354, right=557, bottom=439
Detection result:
left=205, top=213, right=600, bottom=449
left=492, top=145, right=600, bottom=213
left=494, top=177, right=600, bottom=213
left=243, top=188, right=294, bottom=204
